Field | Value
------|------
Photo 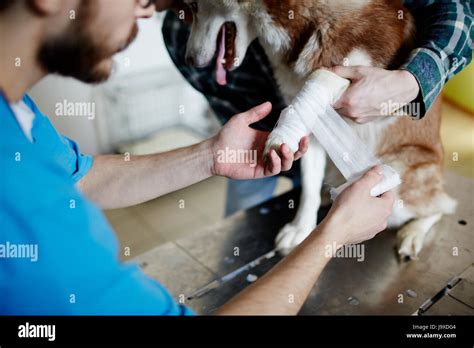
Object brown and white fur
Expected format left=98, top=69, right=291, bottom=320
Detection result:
left=184, top=0, right=457, bottom=259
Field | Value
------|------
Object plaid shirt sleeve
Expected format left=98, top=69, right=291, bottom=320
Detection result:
left=402, top=0, right=473, bottom=117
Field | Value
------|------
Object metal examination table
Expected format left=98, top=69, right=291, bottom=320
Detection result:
left=133, top=172, right=474, bottom=315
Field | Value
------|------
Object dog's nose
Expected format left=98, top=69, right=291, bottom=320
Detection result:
left=185, top=56, right=195, bottom=67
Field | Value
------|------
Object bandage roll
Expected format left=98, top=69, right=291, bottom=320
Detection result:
left=329, top=164, right=402, bottom=200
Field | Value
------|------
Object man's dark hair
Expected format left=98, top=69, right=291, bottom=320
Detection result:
left=0, top=0, right=15, bottom=12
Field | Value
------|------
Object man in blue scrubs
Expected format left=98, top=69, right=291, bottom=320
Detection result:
left=0, top=0, right=395, bottom=315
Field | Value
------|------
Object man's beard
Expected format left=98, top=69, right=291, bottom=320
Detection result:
left=37, top=8, right=138, bottom=83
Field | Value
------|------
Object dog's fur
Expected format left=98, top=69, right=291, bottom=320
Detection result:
left=184, top=0, right=457, bottom=258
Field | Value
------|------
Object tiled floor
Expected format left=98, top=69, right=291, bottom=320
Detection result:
left=105, top=104, right=473, bottom=260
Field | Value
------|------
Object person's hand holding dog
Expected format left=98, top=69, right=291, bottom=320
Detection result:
left=331, top=66, right=420, bottom=124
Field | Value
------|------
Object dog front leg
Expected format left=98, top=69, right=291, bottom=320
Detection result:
left=263, top=70, right=350, bottom=159
left=275, top=137, right=326, bottom=254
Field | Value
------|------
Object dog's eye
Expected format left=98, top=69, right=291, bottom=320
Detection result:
left=189, top=1, right=198, bottom=13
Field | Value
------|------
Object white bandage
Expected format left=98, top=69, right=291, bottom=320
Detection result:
left=266, top=69, right=401, bottom=199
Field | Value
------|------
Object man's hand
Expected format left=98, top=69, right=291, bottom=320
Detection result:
left=323, top=166, right=395, bottom=246
left=331, top=66, right=420, bottom=124
left=210, top=102, right=309, bottom=180
left=216, top=165, right=395, bottom=315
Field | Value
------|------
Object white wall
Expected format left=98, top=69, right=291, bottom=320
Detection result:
left=29, top=14, right=209, bottom=155
left=29, top=76, right=101, bottom=154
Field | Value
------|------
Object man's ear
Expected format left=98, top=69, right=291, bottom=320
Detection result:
left=28, top=0, right=64, bottom=15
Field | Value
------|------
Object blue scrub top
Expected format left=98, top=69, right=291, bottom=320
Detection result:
left=0, top=93, right=194, bottom=315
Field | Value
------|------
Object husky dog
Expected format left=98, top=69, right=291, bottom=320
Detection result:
left=184, top=0, right=457, bottom=259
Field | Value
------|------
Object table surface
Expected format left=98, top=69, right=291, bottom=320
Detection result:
left=133, top=172, right=474, bottom=315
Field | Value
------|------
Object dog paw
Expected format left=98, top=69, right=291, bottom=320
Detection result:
left=275, top=222, right=315, bottom=255
left=397, top=227, right=425, bottom=260
left=263, top=133, right=284, bottom=161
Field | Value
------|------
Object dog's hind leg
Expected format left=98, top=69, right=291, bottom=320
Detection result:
left=397, top=213, right=443, bottom=260
left=275, top=138, right=326, bottom=254
left=394, top=160, right=457, bottom=260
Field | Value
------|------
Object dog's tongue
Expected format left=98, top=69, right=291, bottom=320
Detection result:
left=216, top=25, right=227, bottom=86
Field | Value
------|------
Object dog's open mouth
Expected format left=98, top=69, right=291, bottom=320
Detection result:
left=216, top=22, right=237, bottom=86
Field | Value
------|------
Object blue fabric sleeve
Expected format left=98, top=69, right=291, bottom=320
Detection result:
left=60, top=135, right=94, bottom=183
left=23, top=95, right=94, bottom=183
